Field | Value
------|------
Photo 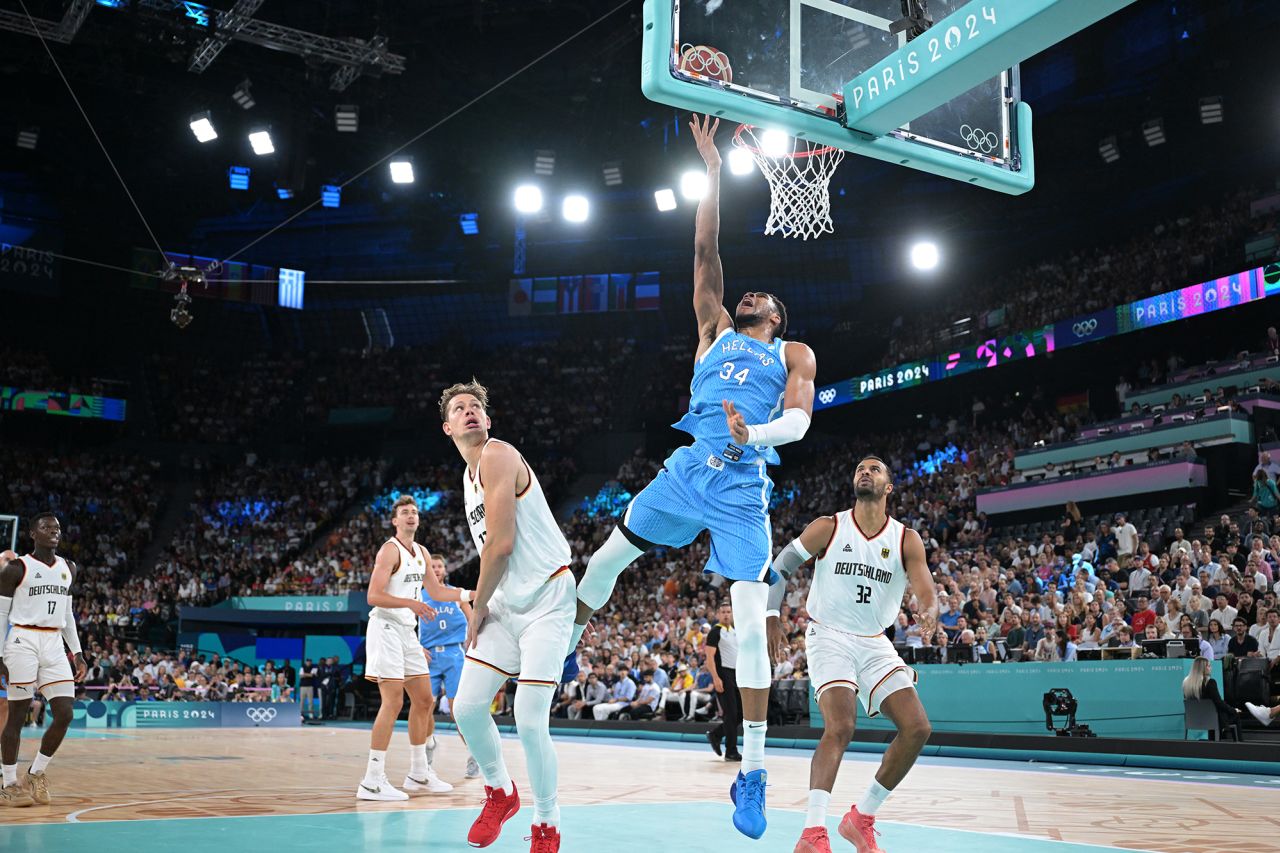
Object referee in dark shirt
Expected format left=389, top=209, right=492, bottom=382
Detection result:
left=705, top=602, right=742, bottom=761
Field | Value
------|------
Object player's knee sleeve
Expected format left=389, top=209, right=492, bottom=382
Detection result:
left=514, top=684, right=557, bottom=798
left=453, top=665, right=505, bottom=727
left=731, top=580, right=772, bottom=689
left=576, top=527, right=645, bottom=611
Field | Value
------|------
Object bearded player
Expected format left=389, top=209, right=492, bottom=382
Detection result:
left=769, top=456, right=936, bottom=853
left=0, top=514, right=88, bottom=807
left=564, top=114, right=818, bottom=840
left=442, top=380, right=576, bottom=853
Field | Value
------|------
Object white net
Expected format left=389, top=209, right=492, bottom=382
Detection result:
left=733, top=125, right=845, bottom=240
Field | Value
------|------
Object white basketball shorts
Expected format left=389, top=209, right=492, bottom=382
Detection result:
left=3, top=626, right=75, bottom=700
left=807, top=620, right=917, bottom=718
left=364, top=616, right=430, bottom=682
left=466, top=568, right=575, bottom=687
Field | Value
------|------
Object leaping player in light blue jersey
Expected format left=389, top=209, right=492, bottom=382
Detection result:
left=418, top=553, right=479, bottom=779
left=565, top=114, right=817, bottom=840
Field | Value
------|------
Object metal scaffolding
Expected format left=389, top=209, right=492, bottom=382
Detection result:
left=0, top=0, right=406, bottom=91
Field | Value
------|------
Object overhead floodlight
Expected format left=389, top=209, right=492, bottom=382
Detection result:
left=910, top=241, right=940, bottom=271
left=760, top=129, right=789, bottom=157
left=248, top=130, right=274, bottom=155
left=459, top=213, right=479, bottom=235
left=514, top=184, right=543, bottom=214
left=602, top=161, right=623, bottom=187
left=15, top=128, right=38, bottom=150
left=654, top=188, right=677, bottom=212
left=680, top=170, right=708, bottom=201
left=389, top=159, right=415, bottom=184
left=189, top=111, right=217, bottom=143
left=727, top=147, right=754, bottom=175
left=335, top=104, right=359, bottom=132
left=1098, top=136, right=1120, bottom=164
left=1198, top=96, right=1223, bottom=125
left=562, top=194, right=589, bottom=223
left=276, top=187, right=294, bottom=200
left=1141, top=118, right=1165, bottom=147
left=228, top=166, right=250, bottom=191
left=534, top=149, right=556, bottom=176
left=232, top=78, right=255, bottom=110
left=321, top=184, right=341, bottom=208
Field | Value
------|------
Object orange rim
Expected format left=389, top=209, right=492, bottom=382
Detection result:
left=733, top=123, right=839, bottom=159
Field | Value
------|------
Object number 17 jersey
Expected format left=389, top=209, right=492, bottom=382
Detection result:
left=807, top=510, right=907, bottom=636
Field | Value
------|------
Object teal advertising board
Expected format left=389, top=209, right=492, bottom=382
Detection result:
left=72, top=700, right=301, bottom=729
left=810, top=658, right=1218, bottom=740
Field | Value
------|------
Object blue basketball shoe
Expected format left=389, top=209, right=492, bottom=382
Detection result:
left=729, top=768, right=768, bottom=839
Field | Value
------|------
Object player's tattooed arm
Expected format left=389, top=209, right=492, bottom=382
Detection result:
left=903, top=529, right=937, bottom=640
left=690, top=114, right=733, bottom=360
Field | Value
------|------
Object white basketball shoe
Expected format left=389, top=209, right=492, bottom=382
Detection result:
left=356, top=776, right=409, bottom=801
left=403, top=765, right=453, bottom=793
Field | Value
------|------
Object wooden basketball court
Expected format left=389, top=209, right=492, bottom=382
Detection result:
left=0, top=725, right=1274, bottom=852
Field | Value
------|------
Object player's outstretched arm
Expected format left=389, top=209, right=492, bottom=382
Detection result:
left=420, top=550, right=474, bottom=604
left=367, top=542, right=436, bottom=620
left=690, top=114, right=733, bottom=361
left=903, top=529, right=937, bottom=639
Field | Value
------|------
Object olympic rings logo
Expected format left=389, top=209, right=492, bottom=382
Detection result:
left=959, top=124, right=999, bottom=154
left=818, top=388, right=837, bottom=405
left=245, top=706, right=278, bottom=723
left=1072, top=319, right=1099, bottom=338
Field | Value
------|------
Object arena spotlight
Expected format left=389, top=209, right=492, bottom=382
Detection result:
left=562, top=194, right=590, bottom=223
left=680, top=170, right=708, bottom=201
left=228, top=166, right=250, bottom=190
left=15, top=127, right=38, bottom=150
left=189, top=111, right=217, bottom=143
left=321, top=184, right=341, bottom=208
left=276, top=186, right=294, bottom=200
left=910, top=241, right=940, bottom=271
left=602, top=161, right=623, bottom=187
left=1141, top=118, right=1165, bottom=147
left=459, top=213, right=479, bottom=235
left=1098, top=136, right=1119, bottom=164
left=248, top=130, right=275, bottom=155
left=760, top=129, right=789, bottom=158
left=335, top=104, right=359, bottom=132
left=727, top=147, right=755, bottom=175
left=654, top=188, right=677, bottom=212
left=1198, top=96, right=1223, bottom=125
left=514, top=184, right=543, bottom=214
left=389, top=159, right=415, bottom=184
left=232, top=78, right=255, bottom=110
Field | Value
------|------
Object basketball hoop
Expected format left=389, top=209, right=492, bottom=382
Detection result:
left=733, top=123, right=845, bottom=240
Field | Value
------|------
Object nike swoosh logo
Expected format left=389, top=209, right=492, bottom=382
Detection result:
left=360, top=784, right=380, bottom=793
left=747, top=724, right=765, bottom=729
left=406, top=776, right=427, bottom=784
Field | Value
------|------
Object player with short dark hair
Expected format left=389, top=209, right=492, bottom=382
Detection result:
left=419, top=553, right=479, bottom=779
left=0, top=513, right=88, bottom=807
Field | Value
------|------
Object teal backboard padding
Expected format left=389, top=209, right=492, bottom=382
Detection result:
left=843, top=0, right=1139, bottom=136
left=642, top=0, right=1035, bottom=193
left=810, top=658, right=1221, bottom=740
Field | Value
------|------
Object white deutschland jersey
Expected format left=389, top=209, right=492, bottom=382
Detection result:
left=370, top=538, right=427, bottom=628
left=10, top=554, right=73, bottom=628
left=807, top=510, right=907, bottom=636
left=464, top=438, right=571, bottom=609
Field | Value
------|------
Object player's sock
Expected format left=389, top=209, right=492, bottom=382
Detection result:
left=856, top=779, right=892, bottom=816
left=514, top=683, right=558, bottom=818
left=742, top=719, right=767, bottom=773
left=364, top=749, right=388, bottom=782
left=29, top=753, right=52, bottom=775
left=567, top=622, right=587, bottom=657
left=2, top=764, right=16, bottom=786
left=805, top=789, right=831, bottom=828
left=409, top=743, right=428, bottom=777
left=425, top=734, right=438, bottom=751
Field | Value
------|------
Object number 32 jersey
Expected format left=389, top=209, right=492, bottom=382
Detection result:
left=807, top=510, right=907, bottom=636
left=674, top=328, right=790, bottom=466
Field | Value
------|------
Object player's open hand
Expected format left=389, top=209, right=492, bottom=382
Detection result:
left=466, top=603, right=489, bottom=651
left=422, top=647, right=432, bottom=665
left=689, top=114, right=721, bottom=170
left=722, top=400, right=749, bottom=443
left=408, top=599, right=437, bottom=620
left=72, top=653, right=87, bottom=683
left=766, top=616, right=787, bottom=665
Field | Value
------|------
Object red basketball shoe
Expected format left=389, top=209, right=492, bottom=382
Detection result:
left=838, top=806, right=885, bottom=853
left=794, top=825, right=833, bottom=853
left=527, top=822, right=561, bottom=853
left=467, top=782, right=520, bottom=848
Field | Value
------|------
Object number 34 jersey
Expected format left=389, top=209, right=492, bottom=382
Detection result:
left=807, top=510, right=907, bottom=636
